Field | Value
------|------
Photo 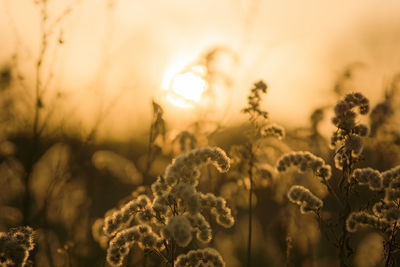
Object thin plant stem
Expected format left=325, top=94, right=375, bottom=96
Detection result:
left=385, top=222, right=398, bottom=267
left=22, top=0, right=48, bottom=227
left=169, top=240, right=176, bottom=267
left=322, top=177, right=344, bottom=208
left=33, top=0, right=48, bottom=141
left=338, top=151, right=354, bottom=267
left=247, top=143, right=254, bottom=267
left=145, top=124, right=154, bottom=175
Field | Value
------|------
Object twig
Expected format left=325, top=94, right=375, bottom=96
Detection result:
left=247, top=143, right=254, bottom=267
left=385, top=221, right=398, bottom=266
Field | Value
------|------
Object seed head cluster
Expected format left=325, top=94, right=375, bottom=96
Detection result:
left=102, top=147, right=234, bottom=267
left=186, top=213, right=212, bottom=243
left=103, top=195, right=151, bottom=236
left=242, top=80, right=269, bottom=124
left=372, top=201, right=396, bottom=218
left=287, top=185, right=323, bottom=213
left=348, top=165, right=400, bottom=195
left=259, top=123, right=285, bottom=140
left=0, top=226, right=35, bottom=267
left=198, top=193, right=235, bottom=228
left=346, top=211, right=390, bottom=232
left=330, top=93, right=370, bottom=170
left=276, top=151, right=332, bottom=181
left=351, top=168, right=383, bottom=191
left=347, top=164, right=400, bottom=233
left=331, top=92, right=369, bottom=130
left=164, top=147, right=230, bottom=187
left=161, top=215, right=193, bottom=247
left=174, top=248, right=225, bottom=267
left=382, top=165, right=400, bottom=189
left=107, top=225, right=163, bottom=266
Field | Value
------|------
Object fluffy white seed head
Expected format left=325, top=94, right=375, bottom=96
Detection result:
left=199, top=193, right=234, bottom=228
left=385, top=188, right=400, bottom=202
left=332, top=92, right=369, bottom=131
left=287, top=185, right=323, bottom=213
left=164, top=147, right=230, bottom=187
left=162, top=215, right=193, bottom=247
left=106, top=225, right=162, bottom=267
left=174, top=248, right=225, bottom=267
left=276, top=151, right=331, bottom=181
left=351, top=168, right=383, bottom=190
left=103, top=195, right=151, bottom=236
left=187, top=213, right=212, bottom=243
left=372, top=201, right=395, bottom=217
left=346, top=211, right=390, bottom=232
left=0, top=226, right=35, bottom=267
left=330, top=93, right=370, bottom=170
left=260, top=123, right=285, bottom=139
left=382, top=165, right=400, bottom=188
left=171, top=182, right=201, bottom=214
left=151, top=176, right=169, bottom=197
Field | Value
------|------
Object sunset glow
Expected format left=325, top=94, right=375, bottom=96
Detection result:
left=2, top=1, right=400, bottom=266
left=162, top=64, right=208, bottom=108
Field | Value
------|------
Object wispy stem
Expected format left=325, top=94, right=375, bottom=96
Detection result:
left=385, top=222, right=398, bottom=267
left=247, top=143, right=254, bottom=267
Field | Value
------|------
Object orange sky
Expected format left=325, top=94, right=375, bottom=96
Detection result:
left=1, top=0, right=400, bottom=140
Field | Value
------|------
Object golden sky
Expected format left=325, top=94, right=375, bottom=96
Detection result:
left=1, top=0, right=400, bottom=140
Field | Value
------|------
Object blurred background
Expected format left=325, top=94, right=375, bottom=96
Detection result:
left=1, top=0, right=400, bottom=139
left=1, top=0, right=400, bottom=266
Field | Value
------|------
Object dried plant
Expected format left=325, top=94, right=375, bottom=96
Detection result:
left=0, top=226, right=35, bottom=266
left=3, top=3, right=400, bottom=265
left=275, top=91, right=400, bottom=266
left=235, top=80, right=285, bottom=267
left=96, top=147, right=234, bottom=266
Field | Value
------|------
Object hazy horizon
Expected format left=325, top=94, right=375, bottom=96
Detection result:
left=1, top=0, right=400, bottom=140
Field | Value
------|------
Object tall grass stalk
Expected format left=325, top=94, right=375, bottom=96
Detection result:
left=246, top=143, right=254, bottom=267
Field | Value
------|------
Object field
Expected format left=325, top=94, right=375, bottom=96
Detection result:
left=1, top=1, right=400, bottom=266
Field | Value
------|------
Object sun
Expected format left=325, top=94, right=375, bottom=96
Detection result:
left=162, top=64, right=208, bottom=108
